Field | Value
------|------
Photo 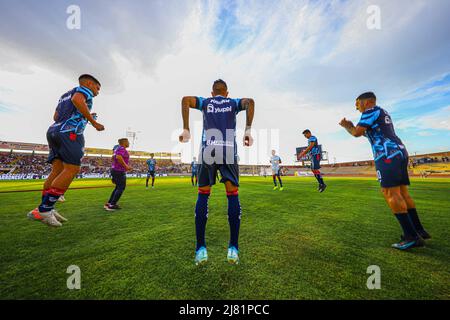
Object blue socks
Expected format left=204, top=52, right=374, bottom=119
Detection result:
left=195, top=191, right=242, bottom=251
left=38, top=187, right=64, bottom=212
left=407, top=208, right=425, bottom=232
left=195, top=192, right=210, bottom=250
left=315, top=173, right=324, bottom=185
left=395, top=213, right=418, bottom=240
left=227, top=192, right=241, bottom=250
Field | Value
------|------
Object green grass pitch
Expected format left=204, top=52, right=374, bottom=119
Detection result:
left=0, top=176, right=449, bottom=299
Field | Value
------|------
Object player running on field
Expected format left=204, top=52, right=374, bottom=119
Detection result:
left=339, top=92, right=430, bottom=250
left=270, top=150, right=283, bottom=191
left=191, top=156, right=198, bottom=186
left=298, top=129, right=326, bottom=192
left=179, top=79, right=255, bottom=265
left=146, top=154, right=156, bottom=189
left=104, top=138, right=132, bottom=211
left=28, top=74, right=104, bottom=227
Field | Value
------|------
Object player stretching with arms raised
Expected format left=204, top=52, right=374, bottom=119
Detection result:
left=270, top=150, right=283, bottom=191
left=299, top=130, right=326, bottom=192
left=146, top=154, right=156, bottom=189
left=179, top=79, right=255, bottom=265
left=340, top=92, right=430, bottom=250
left=191, top=157, right=198, bottom=186
left=28, top=74, right=104, bottom=226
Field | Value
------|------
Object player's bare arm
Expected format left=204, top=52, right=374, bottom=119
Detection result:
left=71, top=92, right=105, bottom=131
left=179, top=96, right=197, bottom=143
left=300, top=142, right=314, bottom=158
left=339, top=118, right=366, bottom=137
left=241, top=98, right=255, bottom=146
left=53, top=111, right=58, bottom=122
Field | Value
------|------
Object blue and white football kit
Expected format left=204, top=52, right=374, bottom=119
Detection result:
left=47, top=86, right=95, bottom=166
left=308, top=136, right=321, bottom=170
left=270, top=155, right=282, bottom=176
left=357, top=106, right=409, bottom=188
left=195, top=96, right=244, bottom=187
left=191, top=161, right=198, bottom=178
left=147, top=159, right=156, bottom=178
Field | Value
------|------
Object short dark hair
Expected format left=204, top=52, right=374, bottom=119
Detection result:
left=302, top=129, right=311, bottom=134
left=212, top=79, right=227, bottom=94
left=118, top=138, right=128, bottom=145
left=356, top=92, right=376, bottom=101
left=79, top=74, right=101, bottom=86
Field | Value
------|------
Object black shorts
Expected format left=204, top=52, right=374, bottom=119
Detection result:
left=147, top=171, right=155, bottom=178
left=311, top=154, right=321, bottom=170
left=375, top=154, right=410, bottom=188
left=47, top=129, right=85, bottom=166
left=198, top=163, right=239, bottom=187
left=111, top=169, right=127, bottom=189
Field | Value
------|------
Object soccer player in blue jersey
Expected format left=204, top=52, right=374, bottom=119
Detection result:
left=179, top=79, right=255, bottom=265
left=146, top=154, right=156, bottom=189
left=28, top=74, right=104, bottom=226
left=340, top=92, right=430, bottom=250
left=270, top=150, right=283, bottom=191
left=298, top=130, right=326, bottom=192
left=191, top=157, right=198, bottom=186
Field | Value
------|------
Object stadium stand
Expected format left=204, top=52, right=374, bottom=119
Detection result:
left=1, top=141, right=449, bottom=179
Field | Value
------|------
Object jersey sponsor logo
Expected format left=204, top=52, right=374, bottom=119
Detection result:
left=206, top=139, right=234, bottom=147
left=207, top=104, right=232, bottom=114
left=58, top=94, right=72, bottom=103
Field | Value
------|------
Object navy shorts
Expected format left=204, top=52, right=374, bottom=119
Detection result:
left=47, top=129, right=84, bottom=166
left=111, top=169, right=127, bottom=189
left=375, top=154, right=410, bottom=188
left=147, top=171, right=155, bottom=178
left=311, top=154, right=321, bottom=170
left=198, top=163, right=239, bottom=187
left=191, top=171, right=198, bottom=177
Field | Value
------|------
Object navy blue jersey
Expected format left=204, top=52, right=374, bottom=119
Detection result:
left=195, top=96, right=244, bottom=164
left=357, top=106, right=407, bottom=161
left=147, top=159, right=156, bottom=171
left=191, top=161, right=198, bottom=172
left=49, top=86, right=94, bottom=135
left=307, top=136, right=320, bottom=156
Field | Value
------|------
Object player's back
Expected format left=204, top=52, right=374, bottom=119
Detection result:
left=50, top=86, right=94, bottom=134
left=198, top=96, right=241, bottom=131
left=197, top=96, right=243, bottom=164
left=359, top=106, right=406, bottom=160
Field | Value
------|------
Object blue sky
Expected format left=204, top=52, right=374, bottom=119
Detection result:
left=0, top=0, right=449, bottom=164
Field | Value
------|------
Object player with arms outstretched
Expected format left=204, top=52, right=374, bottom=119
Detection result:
left=28, top=74, right=104, bottom=226
left=339, top=92, right=430, bottom=250
left=299, top=129, right=326, bottom=192
left=179, top=79, right=255, bottom=265
left=146, top=154, right=156, bottom=189
left=270, top=150, right=283, bottom=191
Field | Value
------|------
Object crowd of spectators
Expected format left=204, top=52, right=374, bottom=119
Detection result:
left=409, top=156, right=450, bottom=168
left=0, top=152, right=186, bottom=177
